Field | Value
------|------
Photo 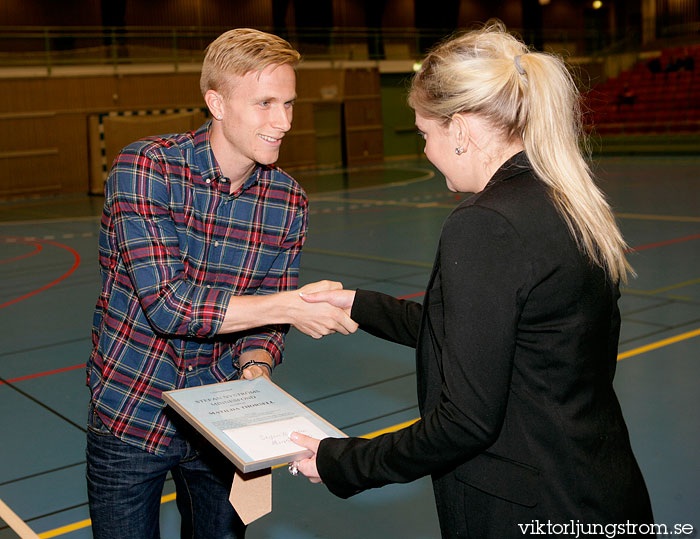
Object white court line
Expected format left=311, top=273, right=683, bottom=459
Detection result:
left=309, top=166, right=435, bottom=199
left=0, top=497, right=41, bottom=538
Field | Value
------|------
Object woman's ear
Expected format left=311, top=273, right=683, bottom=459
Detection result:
left=450, top=113, right=470, bottom=154
left=450, top=113, right=470, bottom=147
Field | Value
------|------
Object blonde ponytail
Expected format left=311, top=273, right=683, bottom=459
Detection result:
left=409, top=21, right=633, bottom=283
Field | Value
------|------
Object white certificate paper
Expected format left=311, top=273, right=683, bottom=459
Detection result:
left=224, top=416, right=330, bottom=461
left=163, top=378, right=346, bottom=472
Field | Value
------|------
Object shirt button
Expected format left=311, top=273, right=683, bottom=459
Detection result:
left=214, top=241, right=220, bottom=247
left=187, top=365, right=193, bottom=372
left=205, top=179, right=211, bottom=184
left=206, top=284, right=211, bottom=289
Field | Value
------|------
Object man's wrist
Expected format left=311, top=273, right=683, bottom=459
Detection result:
left=238, top=348, right=275, bottom=376
left=239, top=359, right=273, bottom=376
left=220, top=291, right=295, bottom=334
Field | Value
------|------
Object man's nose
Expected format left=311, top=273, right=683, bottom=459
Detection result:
left=271, top=104, right=292, bottom=132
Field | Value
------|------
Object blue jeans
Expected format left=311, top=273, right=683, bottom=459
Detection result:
left=86, top=406, right=246, bottom=539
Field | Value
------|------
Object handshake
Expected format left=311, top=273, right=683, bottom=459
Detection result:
left=289, top=280, right=358, bottom=339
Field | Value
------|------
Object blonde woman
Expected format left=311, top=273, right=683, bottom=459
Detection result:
left=291, top=22, right=653, bottom=537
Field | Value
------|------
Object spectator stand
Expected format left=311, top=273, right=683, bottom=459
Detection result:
left=584, top=43, right=700, bottom=152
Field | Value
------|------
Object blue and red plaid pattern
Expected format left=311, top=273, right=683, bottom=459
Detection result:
left=88, top=121, right=308, bottom=455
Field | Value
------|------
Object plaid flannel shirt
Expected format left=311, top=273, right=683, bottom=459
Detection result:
left=88, top=121, right=308, bottom=455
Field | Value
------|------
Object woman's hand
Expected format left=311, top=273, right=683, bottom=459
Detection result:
left=286, top=282, right=358, bottom=339
left=289, top=432, right=322, bottom=483
left=219, top=280, right=357, bottom=339
left=300, top=288, right=356, bottom=317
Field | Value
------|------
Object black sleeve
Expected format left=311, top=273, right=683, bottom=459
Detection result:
left=351, top=288, right=423, bottom=348
left=318, top=206, right=529, bottom=498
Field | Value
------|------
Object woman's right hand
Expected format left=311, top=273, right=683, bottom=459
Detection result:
left=287, top=282, right=358, bottom=339
left=299, top=288, right=356, bottom=317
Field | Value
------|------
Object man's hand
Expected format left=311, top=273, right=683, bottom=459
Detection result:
left=238, top=350, right=273, bottom=380
left=299, top=288, right=356, bottom=317
left=287, top=282, right=358, bottom=339
left=297, top=280, right=343, bottom=295
left=219, top=280, right=358, bottom=339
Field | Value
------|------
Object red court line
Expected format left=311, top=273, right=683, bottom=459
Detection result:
left=0, top=238, right=81, bottom=310
left=5, top=232, right=695, bottom=385
left=397, top=291, right=426, bottom=299
left=0, top=242, right=43, bottom=264
left=396, top=234, right=700, bottom=302
left=0, top=363, right=85, bottom=386
left=625, top=233, right=700, bottom=253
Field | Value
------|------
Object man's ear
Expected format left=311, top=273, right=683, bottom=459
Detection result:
left=204, top=89, right=224, bottom=120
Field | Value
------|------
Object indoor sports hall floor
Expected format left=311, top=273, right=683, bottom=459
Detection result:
left=0, top=155, right=698, bottom=538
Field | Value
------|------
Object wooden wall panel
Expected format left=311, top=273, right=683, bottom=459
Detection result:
left=277, top=132, right=316, bottom=169
left=0, top=79, right=46, bottom=114
left=345, top=128, right=384, bottom=165
left=296, top=69, right=345, bottom=100
left=0, top=113, right=87, bottom=198
left=1, top=154, right=62, bottom=199
left=278, top=97, right=316, bottom=169
left=0, top=114, right=57, bottom=152
left=87, top=110, right=207, bottom=194
left=53, top=114, right=91, bottom=194
left=343, top=68, right=383, bottom=165
left=125, top=0, right=274, bottom=28
left=0, top=1, right=101, bottom=27
left=65, top=77, right=120, bottom=110
left=111, top=74, right=202, bottom=109
left=0, top=72, right=207, bottom=200
left=382, top=0, right=415, bottom=27
left=0, top=66, right=387, bottom=199
left=290, top=101, right=315, bottom=131
left=344, top=68, right=380, bottom=96
left=313, top=102, right=343, bottom=168
left=344, top=97, right=382, bottom=127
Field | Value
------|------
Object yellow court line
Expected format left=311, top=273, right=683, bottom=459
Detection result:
left=614, top=212, right=700, bottom=223
left=38, top=518, right=87, bottom=538
left=37, top=492, right=177, bottom=538
left=623, top=278, right=700, bottom=296
left=35, top=328, right=698, bottom=538
left=36, top=420, right=421, bottom=538
left=617, top=327, right=700, bottom=360
left=360, top=418, right=420, bottom=438
left=38, top=520, right=88, bottom=537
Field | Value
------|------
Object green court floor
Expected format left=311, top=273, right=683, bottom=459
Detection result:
left=0, top=156, right=698, bottom=538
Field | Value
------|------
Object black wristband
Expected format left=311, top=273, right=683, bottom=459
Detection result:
left=238, top=359, right=273, bottom=376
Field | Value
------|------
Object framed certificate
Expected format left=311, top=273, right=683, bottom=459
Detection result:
left=163, top=377, right=346, bottom=473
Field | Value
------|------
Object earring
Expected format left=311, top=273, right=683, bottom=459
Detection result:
left=455, top=146, right=464, bottom=155
left=217, top=115, right=223, bottom=120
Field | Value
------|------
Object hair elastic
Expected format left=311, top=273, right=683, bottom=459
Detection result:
left=514, top=54, right=526, bottom=75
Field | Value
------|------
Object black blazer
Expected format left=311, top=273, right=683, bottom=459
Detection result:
left=316, top=153, right=653, bottom=538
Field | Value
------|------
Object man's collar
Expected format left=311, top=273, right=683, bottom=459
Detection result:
left=191, top=120, right=264, bottom=194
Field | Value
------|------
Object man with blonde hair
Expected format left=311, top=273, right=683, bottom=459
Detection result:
left=86, top=28, right=356, bottom=538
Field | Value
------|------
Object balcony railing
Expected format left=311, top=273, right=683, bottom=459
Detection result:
left=0, top=25, right=635, bottom=75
